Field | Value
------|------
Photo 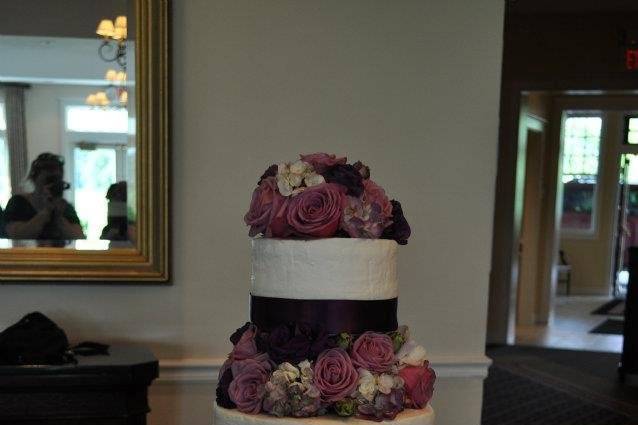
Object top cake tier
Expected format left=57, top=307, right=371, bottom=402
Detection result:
left=251, top=238, right=398, bottom=300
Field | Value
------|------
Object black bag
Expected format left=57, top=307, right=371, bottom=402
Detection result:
left=0, top=312, right=73, bottom=365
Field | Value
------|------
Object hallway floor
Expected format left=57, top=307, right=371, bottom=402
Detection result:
left=515, top=296, right=623, bottom=352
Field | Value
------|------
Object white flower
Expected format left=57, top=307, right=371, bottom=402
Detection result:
left=298, top=360, right=313, bottom=385
left=289, top=160, right=311, bottom=176
left=276, top=161, right=320, bottom=196
left=304, top=384, right=321, bottom=399
left=279, top=362, right=301, bottom=381
left=397, top=340, right=428, bottom=367
left=377, top=374, right=395, bottom=394
left=357, top=369, right=378, bottom=402
left=304, top=172, right=325, bottom=188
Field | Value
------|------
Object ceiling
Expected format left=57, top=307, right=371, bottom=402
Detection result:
left=0, top=0, right=133, bottom=39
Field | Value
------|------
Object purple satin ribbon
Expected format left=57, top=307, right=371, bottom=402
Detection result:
left=250, top=295, right=398, bottom=335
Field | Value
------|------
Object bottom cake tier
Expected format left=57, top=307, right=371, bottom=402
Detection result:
left=215, top=403, right=435, bottom=425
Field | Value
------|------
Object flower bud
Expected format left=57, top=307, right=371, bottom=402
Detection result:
left=334, top=398, right=358, bottom=417
left=335, top=332, right=353, bottom=350
left=389, top=331, right=407, bottom=353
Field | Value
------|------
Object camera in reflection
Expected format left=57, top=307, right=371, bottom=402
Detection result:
left=44, top=176, right=70, bottom=198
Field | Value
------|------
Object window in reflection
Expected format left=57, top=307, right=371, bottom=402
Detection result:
left=65, top=105, right=129, bottom=133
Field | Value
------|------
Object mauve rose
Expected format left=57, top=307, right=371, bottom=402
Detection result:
left=313, top=348, right=359, bottom=403
left=244, top=177, right=288, bottom=237
left=229, top=357, right=273, bottom=414
left=299, top=153, right=347, bottom=173
left=322, top=164, right=364, bottom=197
left=381, top=200, right=411, bottom=245
left=363, top=180, right=393, bottom=219
left=260, top=323, right=331, bottom=364
left=350, top=332, right=396, bottom=374
left=231, top=323, right=259, bottom=361
left=286, top=183, right=346, bottom=238
left=398, top=364, right=436, bottom=409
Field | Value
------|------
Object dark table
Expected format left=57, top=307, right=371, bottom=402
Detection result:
left=0, top=345, right=158, bottom=425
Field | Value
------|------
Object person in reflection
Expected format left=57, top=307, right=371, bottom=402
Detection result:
left=3, top=153, right=85, bottom=240
left=101, top=181, right=129, bottom=241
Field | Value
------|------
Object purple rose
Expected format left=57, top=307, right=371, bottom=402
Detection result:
left=353, top=161, right=370, bottom=180
left=216, top=362, right=236, bottom=408
left=399, top=364, right=435, bottom=409
left=313, top=348, right=359, bottom=403
left=299, top=153, right=347, bottom=173
left=244, top=177, right=288, bottom=237
left=350, top=332, right=396, bottom=374
left=229, top=357, right=273, bottom=414
left=286, top=183, right=346, bottom=238
left=231, top=323, right=259, bottom=361
left=259, top=323, right=331, bottom=364
left=258, top=164, right=278, bottom=185
left=381, top=200, right=411, bottom=245
left=322, top=164, right=364, bottom=197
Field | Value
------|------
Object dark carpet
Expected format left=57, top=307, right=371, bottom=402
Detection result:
left=484, top=346, right=638, bottom=425
left=592, top=299, right=625, bottom=317
left=482, top=366, right=633, bottom=425
left=590, top=319, right=625, bottom=335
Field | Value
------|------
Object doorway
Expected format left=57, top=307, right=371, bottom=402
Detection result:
left=502, top=94, right=638, bottom=353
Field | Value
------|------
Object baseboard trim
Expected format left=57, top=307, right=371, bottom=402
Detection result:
left=157, top=355, right=491, bottom=384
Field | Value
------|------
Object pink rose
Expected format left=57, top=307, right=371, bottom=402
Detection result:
left=398, top=364, right=436, bottom=409
left=299, top=153, right=347, bottom=173
left=229, top=357, right=273, bottom=414
left=313, top=348, right=359, bottom=402
left=244, top=177, right=289, bottom=237
left=231, top=323, right=259, bottom=361
left=351, top=332, right=396, bottom=374
left=363, top=179, right=393, bottom=219
left=286, top=183, right=346, bottom=238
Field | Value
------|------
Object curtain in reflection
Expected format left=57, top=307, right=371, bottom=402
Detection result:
left=4, top=84, right=28, bottom=194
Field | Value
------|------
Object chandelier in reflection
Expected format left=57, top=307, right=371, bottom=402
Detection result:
left=96, top=16, right=128, bottom=67
left=89, top=15, right=129, bottom=109
left=86, top=69, right=128, bottom=108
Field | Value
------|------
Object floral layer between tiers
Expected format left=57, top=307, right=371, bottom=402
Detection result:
left=216, top=323, right=436, bottom=422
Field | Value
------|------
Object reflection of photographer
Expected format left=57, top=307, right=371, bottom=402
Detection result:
left=3, top=153, right=85, bottom=240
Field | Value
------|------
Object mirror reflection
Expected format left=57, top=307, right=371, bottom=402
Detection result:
left=0, top=0, right=136, bottom=250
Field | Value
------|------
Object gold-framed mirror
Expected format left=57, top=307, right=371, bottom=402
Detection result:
left=0, top=0, right=169, bottom=282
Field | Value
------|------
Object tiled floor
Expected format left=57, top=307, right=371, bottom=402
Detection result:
left=516, top=296, right=623, bottom=352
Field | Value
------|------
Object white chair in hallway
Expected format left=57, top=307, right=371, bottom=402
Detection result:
left=557, top=250, right=572, bottom=296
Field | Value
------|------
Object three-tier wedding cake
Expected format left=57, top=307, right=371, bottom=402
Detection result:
left=214, top=153, right=435, bottom=425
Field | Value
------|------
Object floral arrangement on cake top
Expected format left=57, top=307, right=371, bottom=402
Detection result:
left=244, top=153, right=411, bottom=244
left=216, top=323, right=436, bottom=421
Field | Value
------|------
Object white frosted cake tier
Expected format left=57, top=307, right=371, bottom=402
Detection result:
left=251, top=238, right=398, bottom=300
left=215, top=403, right=435, bottom=425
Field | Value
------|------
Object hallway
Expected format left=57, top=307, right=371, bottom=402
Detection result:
left=515, top=296, right=623, bottom=352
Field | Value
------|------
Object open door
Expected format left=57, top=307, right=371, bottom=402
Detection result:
left=517, top=129, right=545, bottom=325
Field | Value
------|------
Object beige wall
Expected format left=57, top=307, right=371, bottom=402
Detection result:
left=0, top=1, right=504, bottom=424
